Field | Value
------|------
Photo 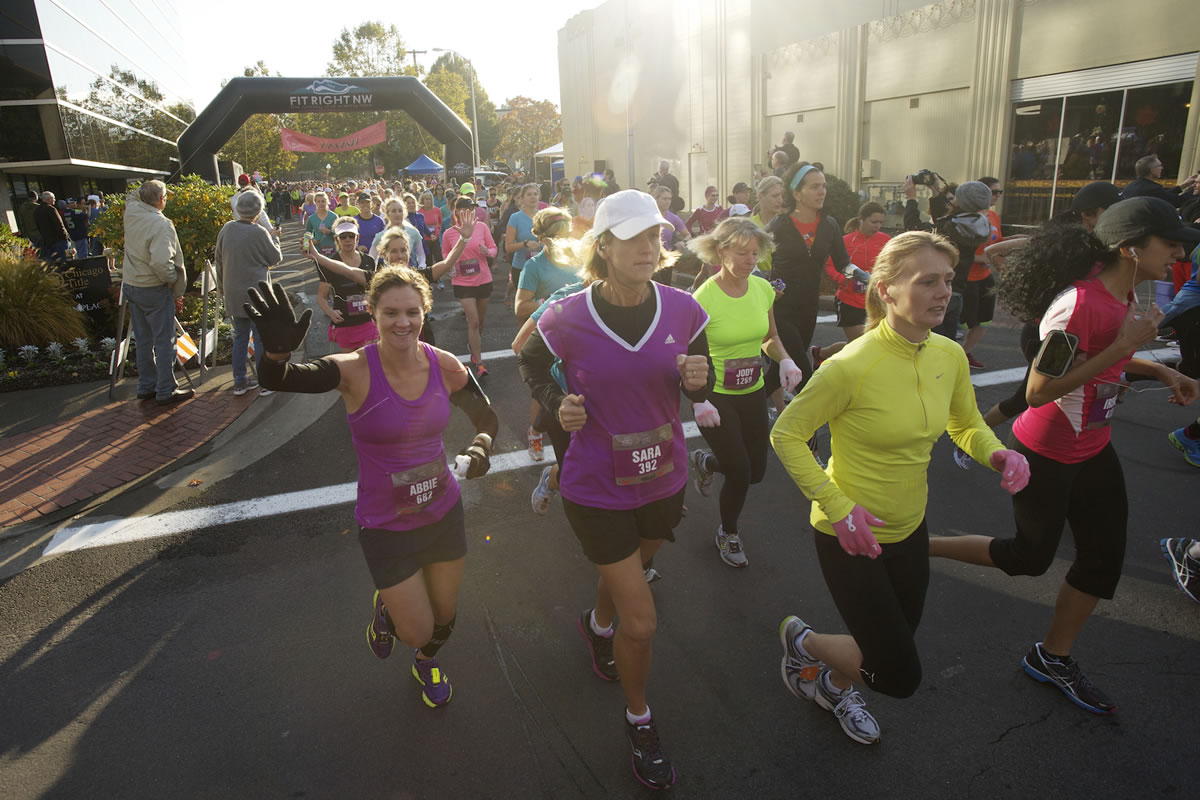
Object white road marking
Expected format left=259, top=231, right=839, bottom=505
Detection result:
left=41, top=343, right=1177, bottom=557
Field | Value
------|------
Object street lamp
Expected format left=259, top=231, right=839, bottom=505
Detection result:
left=432, top=47, right=480, bottom=169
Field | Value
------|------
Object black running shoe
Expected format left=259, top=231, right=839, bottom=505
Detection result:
left=1022, top=642, right=1115, bottom=715
left=625, top=714, right=676, bottom=790
left=576, top=609, right=618, bottom=681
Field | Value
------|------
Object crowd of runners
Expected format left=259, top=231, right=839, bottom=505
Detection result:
left=219, top=152, right=1200, bottom=790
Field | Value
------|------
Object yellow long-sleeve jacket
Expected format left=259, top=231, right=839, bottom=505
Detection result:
left=770, top=319, right=1005, bottom=543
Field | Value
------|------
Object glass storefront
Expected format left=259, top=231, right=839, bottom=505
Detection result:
left=1006, top=80, right=1195, bottom=226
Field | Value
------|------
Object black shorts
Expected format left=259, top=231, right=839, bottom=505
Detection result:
left=453, top=281, right=493, bottom=300
left=961, top=274, right=996, bottom=328
left=562, top=487, right=685, bottom=566
left=357, top=498, right=467, bottom=590
left=836, top=300, right=866, bottom=329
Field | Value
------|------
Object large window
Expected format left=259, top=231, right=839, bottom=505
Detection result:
left=1005, top=80, right=1195, bottom=226
left=0, top=104, right=63, bottom=162
left=0, top=43, right=54, bottom=101
left=45, top=48, right=187, bottom=140
left=0, top=0, right=41, bottom=38
left=59, top=105, right=176, bottom=170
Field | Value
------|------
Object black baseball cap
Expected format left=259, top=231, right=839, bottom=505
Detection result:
left=1094, top=197, right=1200, bottom=248
left=1069, top=181, right=1121, bottom=213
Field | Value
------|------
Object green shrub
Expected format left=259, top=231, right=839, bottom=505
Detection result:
left=823, top=173, right=862, bottom=230
left=0, top=255, right=89, bottom=349
left=0, top=227, right=34, bottom=260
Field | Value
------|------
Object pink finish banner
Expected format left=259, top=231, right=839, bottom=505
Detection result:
left=280, top=121, right=387, bottom=152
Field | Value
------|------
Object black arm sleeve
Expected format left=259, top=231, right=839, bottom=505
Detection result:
left=903, top=199, right=932, bottom=232
left=683, top=330, right=715, bottom=403
left=826, top=217, right=850, bottom=270
left=517, top=330, right=567, bottom=418
left=449, top=369, right=500, bottom=440
left=258, top=355, right=342, bottom=393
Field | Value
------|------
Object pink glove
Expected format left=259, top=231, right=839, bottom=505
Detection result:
left=831, top=505, right=885, bottom=558
left=989, top=450, right=1030, bottom=495
left=780, top=358, right=803, bottom=394
left=693, top=400, right=721, bottom=427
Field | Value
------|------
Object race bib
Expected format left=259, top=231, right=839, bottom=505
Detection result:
left=1084, top=382, right=1119, bottom=431
left=723, top=356, right=762, bottom=390
left=458, top=259, right=480, bottom=277
left=389, top=457, right=449, bottom=515
left=852, top=279, right=867, bottom=293
left=612, top=423, right=675, bottom=486
left=347, top=294, right=368, bottom=315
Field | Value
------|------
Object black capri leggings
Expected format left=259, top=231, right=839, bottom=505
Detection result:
left=813, top=520, right=929, bottom=699
left=698, top=388, right=769, bottom=534
left=989, top=438, right=1127, bottom=600
left=995, top=322, right=1041, bottom=420
left=533, top=407, right=571, bottom=471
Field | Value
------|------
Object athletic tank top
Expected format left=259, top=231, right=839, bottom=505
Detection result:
left=348, top=343, right=459, bottom=531
left=536, top=282, right=709, bottom=510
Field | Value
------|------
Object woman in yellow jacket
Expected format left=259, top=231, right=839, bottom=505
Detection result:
left=770, top=231, right=1031, bottom=745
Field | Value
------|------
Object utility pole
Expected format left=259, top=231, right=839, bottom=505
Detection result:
left=408, top=49, right=428, bottom=73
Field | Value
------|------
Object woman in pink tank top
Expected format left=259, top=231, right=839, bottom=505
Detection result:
left=248, top=267, right=498, bottom=710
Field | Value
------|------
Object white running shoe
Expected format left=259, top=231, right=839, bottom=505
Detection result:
left=779, top=615, right=821, bottom=700
left=813, top=669, right=880, bottom=744
left=527, top=427, right=545, bottom=462
left=530, top=465, right=557, bottom=515
left=952, top=446, right=972, bottom=470
left=715, top=526, right=748, bottom=568
left=691, top=449, right=714, bottom=497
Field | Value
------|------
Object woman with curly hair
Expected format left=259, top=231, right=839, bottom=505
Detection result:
left=930, top=197, right=1200, bottom=715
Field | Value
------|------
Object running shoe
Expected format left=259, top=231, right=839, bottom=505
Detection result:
left=258, top=388, right=274, bottom=397
left=233, top=380, right=259, bottom=397
left=810, top=345, right=824, bottom=373
left=813, top=668, right=881, bottom=744
left=412, top=654, right=453, bottom=708
left=474, top=360, right=489, bottom=378
left=625, top=713, right=676, bottom=790
left=1160, top=537, right=1200, bottom=604
left=966, top=354, right=986, bottom=370
left=576, top=609, right=618, bottom=681
left=691, top=449, right=714, bottom=497
left=778, top=615, right=821, bottom=700
left=715, top=526, right=748, bottom=568
left=952, top=446, right=972, bottom=470
left=643, top=566, right=663, bottom=584
left=366, top=590, right=395, bottom=660
left=1168, top=427, right=1200, bottom=468
left=1021, top=642, right=1115, bottom=714
left=527, top=427, right=545, bottom=462
left=531, top=465, right=557, bottom=516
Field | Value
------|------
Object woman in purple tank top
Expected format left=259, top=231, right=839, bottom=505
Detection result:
left=247, top=268, right=498, bottom=710
left=517, top=190, right=713, bottom=790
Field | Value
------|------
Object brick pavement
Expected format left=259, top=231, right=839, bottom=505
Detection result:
left=0, top=390, right=258, bottom=529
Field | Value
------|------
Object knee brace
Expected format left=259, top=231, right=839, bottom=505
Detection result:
left=420, top=615, right=456, bottom=657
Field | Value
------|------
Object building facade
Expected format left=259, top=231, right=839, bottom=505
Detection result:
left=558, top=0, right=1200, bottom=228
left=1, top=0, right=193, bottom=231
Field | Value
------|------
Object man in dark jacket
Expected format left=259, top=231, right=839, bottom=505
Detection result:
left=34, top=191, right=70, bottom=262
left=1121, top=155, right=1198, bottom=208
left=904, top=176, right=992, bottom=339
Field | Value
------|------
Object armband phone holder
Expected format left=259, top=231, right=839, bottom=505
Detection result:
left=1033, top=329, right=1079, bottom=378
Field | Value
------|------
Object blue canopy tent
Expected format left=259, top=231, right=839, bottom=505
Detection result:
left=405, top=154, right=443, bottom=174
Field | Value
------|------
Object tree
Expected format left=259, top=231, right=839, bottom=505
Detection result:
left=327, top=22, right=412, bottom=78
left=498, top=96, right=561, bottom=172
left=218, top=62, right=297, bottom=178
left=430, top=53, right=500, bottom=162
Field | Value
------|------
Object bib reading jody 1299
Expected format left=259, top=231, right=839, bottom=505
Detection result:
left=612, top=423, right=675, bottom=486
left=389, top=457, right=448, bottom=514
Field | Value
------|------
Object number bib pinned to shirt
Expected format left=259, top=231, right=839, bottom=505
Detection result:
left=389, top=457, right=449, bottom=515
left=346, top=294, right=368, bottom=315
left=612, top=423, right=675, bottom=486
left=723, top=356, right=762, bottom=390
left=1084, top=382, right=1120, bottom=431
left=458, top=259, right=480, bottom=277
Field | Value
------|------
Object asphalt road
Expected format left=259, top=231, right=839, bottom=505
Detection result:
left=2, top=229, right=1198, bottom=799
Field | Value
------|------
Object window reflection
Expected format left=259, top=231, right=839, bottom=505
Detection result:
left=1116, top=83, right=1193, bottom=184
left=0, top=44, right=54, bottom=101
left=59, top=106, right=176, bottom=170
left=1006, top=100, right=1061, bottom=225
left=35, top=0, right=194, bottom=113
left=46, top=48, right=187, bottom=140
left=1051, top=91, right=1124, bottom=217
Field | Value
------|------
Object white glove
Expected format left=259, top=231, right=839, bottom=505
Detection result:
left=780, top=358, right=804, bottom=394
left=693, top=400, right=721, bottom=427
left=842, top=264, right=871, bottom=284
left=451, top=454, right=471, bottom=479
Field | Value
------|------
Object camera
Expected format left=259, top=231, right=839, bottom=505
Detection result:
left=910, top=169, right=943, bottom=188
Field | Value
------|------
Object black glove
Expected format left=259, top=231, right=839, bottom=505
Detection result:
left=457, top=434, right=492, bottom=479
left=244, top=281, right=313, bottom=355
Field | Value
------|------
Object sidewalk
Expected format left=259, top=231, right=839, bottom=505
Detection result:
left=0, top=373, right=261, bottom=530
